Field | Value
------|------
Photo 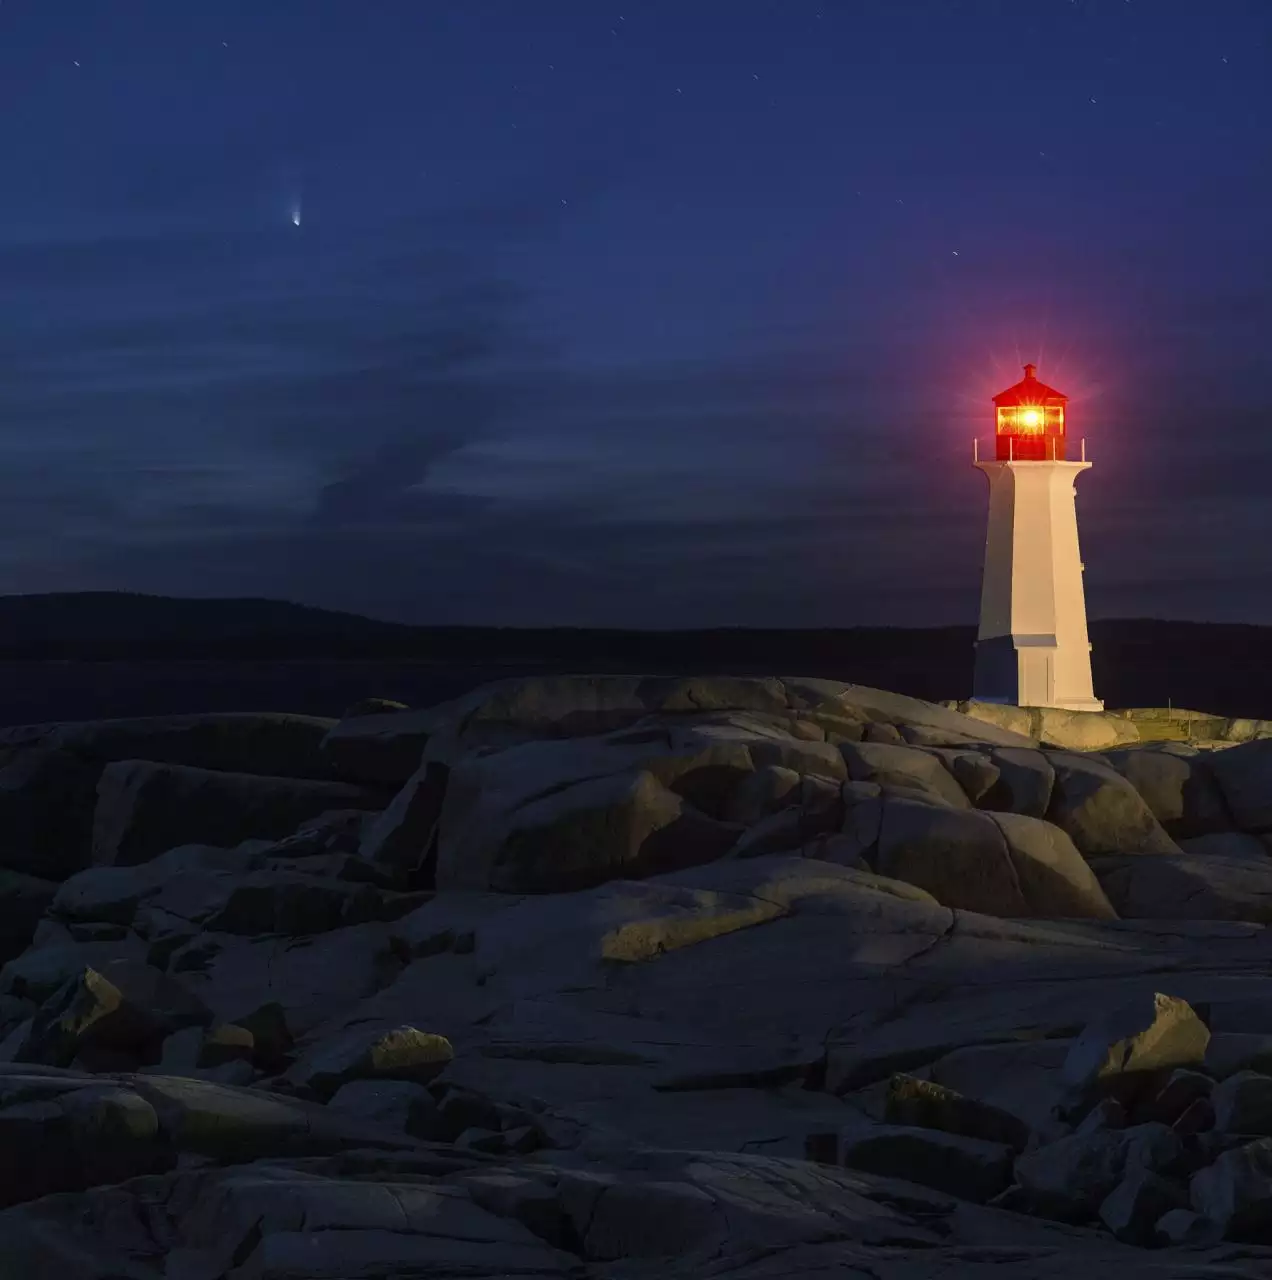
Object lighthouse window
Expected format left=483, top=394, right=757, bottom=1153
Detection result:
left=997, top=405, right=1063, bottom=435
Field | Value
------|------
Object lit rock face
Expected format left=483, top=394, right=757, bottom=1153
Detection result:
left=0, top=675, right=1271, bottom=1274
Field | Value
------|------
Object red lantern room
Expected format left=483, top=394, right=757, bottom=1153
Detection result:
left=991, top=363, right=1067, bottom=461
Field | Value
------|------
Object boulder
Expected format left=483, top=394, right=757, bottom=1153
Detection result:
left=0, top=871, right=57, bottom=964
left=0, top=1082, right=172, bottom=1208
left=285, top=1024, right=454, bottom=1100
left=839, top=1121, right=1013, bottom=1201
left=1179, top=831, right=1272, bottom=859
left=322, top=708, right=443, bottom=786
left=326, top=1078, right=440, bottom=1136
left=728, top=787, right=844, bottom=860
left=197, top=1022, right=256, bottom=1068
left=0, top=936, right=147, bottom=1003
left=91, top=760, right=386, bottom=867
left=1013, top=1128, right=1130, bottom=1220
left=1190, top=1137, right=1272, bottom=1241
left=0, top=712, right=343, bottom=877
left=1061, top=992, right=1210, bottom=1111
left=981, top=747, right=1055, bottom=818
left=884, top=1072, right=1030, bottom=1150
left=1013, top=1123, right=1182, bottom=1221
left=948, top=701, right=1037, bottom=740
left=1207, top=1033, right=1272, bottom=1081
left=1173, top=1096, right=1217, bottom=1136
left=1208, top=739, right=1272, bottom=833
left=15, top=960, right=211, bottom=1069
left=1100, top=747, right=1233, bottom=838
left=437, top=762, right=740, bottom=893
left=1093, top=852, right=1272, bottom=922
left=927, top=1039, right=1074, bottom=1143
left=929, top=748, right=1001, bottom=805
left=199, top=871, right=373, bottom=936
left=723, top=764, right=804, bottom=825
left=1034, top=708, right=1141, bottom=750
left=988, top=811, right=1118, bottom=919
left=358, top=761, right=449, bottom=877
left=872, top=798, right=1114, bottom=919
left=1212, top=1071, right=1272, bottom=1136
left=129, top=1072, right=419, bottom=1161
left=839, top=742, right=970, bottom=809
left=1044, top=753, right=1180, bottom=857
left=1099, top=1164, right=1187, bottom=1243
left=50, top=842, right=264, bottom=928
left=950, top=701, right=1142, bottom=750
left=1137, top=1068, right=1213, bottom=1127
left=230, top=1001, right=295, bottom=1071
left=1155, top=1206, right=1224, bottom=1246
left=178, top=922, right=400, bottom=1039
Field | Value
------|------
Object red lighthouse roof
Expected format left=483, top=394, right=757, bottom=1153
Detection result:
left=992, top=363, right=1067, bottom=407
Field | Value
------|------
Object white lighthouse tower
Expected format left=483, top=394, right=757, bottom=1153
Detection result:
left=972, top=364, right=1102, bottom=710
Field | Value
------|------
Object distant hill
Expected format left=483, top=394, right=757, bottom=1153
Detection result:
left=0, top=592, right=1266, bottom=719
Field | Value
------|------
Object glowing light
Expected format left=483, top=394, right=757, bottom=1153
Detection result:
left=291, top=206, right=302, bottom=227
left=1020, top=409, right=1041, bottom=428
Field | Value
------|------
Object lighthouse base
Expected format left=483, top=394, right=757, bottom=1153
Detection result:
left=973, top=633, right=1104, bottom=712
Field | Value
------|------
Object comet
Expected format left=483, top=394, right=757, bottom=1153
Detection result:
left=290, top=203, right=302, bottom=228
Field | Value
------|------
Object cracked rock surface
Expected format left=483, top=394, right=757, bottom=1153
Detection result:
left=0, top=674, right=1271, bottom=1275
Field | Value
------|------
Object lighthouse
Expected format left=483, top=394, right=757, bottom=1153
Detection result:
left=972, top=364, right=1102, bottom=710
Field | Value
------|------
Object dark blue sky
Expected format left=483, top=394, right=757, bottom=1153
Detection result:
left=0, top=1, right=1268, bottom=627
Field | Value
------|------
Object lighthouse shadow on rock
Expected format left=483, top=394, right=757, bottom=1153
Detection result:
left=973, top=363, right=1102, bottom=711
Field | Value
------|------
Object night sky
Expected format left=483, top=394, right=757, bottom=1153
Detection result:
left=1, top=1, right=1269, bottom=629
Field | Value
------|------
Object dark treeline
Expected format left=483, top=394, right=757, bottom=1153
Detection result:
left=0, top=594, right=1265, bottom=719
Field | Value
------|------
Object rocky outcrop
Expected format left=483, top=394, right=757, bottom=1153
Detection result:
left=948, top=699, right=1272, bottom=752
left=92, top=760, right=387, bottom=866
left=0, top=673, right=1271, bottom=1275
